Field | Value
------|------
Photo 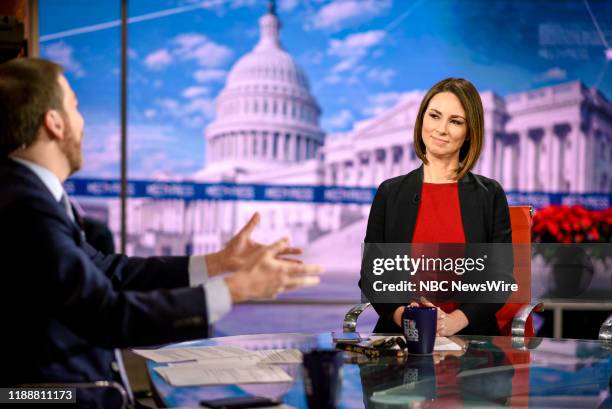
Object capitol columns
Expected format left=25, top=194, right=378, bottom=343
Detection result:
left=402, top=143, right=412, bottom=173
left=266, top=131, right=274, bottom=160
left=527, top=128, right=545, bottom=191
left=572, top=121, right=592, bottom=192
left=542, top=124, right=559, bottom=192
left=552, top=123, right=571, bottom=192
left=385, top=146, right=395, bottom=181
left=517, top=129, right=529, bottom=191
left=503, top=133, right=519, bottom=191
left=493, top=132, right=503, bottom=185
left=287, top=133, right=297, bottom=162
left=356, top=151, right=369, bottom=187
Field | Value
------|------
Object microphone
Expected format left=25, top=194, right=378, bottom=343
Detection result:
left=412, top=193, right=420, bottom=204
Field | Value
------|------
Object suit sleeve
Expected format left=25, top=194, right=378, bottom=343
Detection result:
left=359, top=182, right=403, bottom=331
left=81, top=242, right=191, bottom=291
left=13, top=207, right=209, bottom=348
left=459, top=181, right=513, bottom=331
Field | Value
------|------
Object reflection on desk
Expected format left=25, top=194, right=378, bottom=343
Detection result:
left=146, top=333, right=612, bottom=408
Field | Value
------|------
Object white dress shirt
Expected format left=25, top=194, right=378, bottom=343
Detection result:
left=11, top=157, right=231, bottom=324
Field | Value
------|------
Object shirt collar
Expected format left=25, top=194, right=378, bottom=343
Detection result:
left=10, top=157, right=64, bottom=202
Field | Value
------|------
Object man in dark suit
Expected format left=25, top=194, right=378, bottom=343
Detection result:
left=0, top=58, right=322, bottom=399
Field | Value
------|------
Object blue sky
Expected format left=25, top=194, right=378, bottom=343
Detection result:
left=39, top=0, right=612, bottom=179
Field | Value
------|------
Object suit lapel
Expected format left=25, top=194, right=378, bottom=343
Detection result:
left=458, top=172, right=483, bottom=243
left=3, top=159, right=85, bottom=243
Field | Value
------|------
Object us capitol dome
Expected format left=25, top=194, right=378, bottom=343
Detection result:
left=196, top=1, right=324, bottom=180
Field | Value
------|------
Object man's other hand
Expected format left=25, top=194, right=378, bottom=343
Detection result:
left=208, top=212, right=303, bottom=276
left=224, top=237, right=324, bottom=303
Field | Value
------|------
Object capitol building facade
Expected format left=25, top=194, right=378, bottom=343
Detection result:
left=109, top=5, right=612, bottom=258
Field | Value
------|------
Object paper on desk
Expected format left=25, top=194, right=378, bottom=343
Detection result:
left=255, top=349, right=303, bottom=364
left=367, top=336, right=463, bottom=351
left=132, top=346, right=252, bottom=363
left=155, top=365, right=293, bottom=386
left=167, top=355, right=263, bottom=369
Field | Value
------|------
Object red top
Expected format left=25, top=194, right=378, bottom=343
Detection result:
left=413, top=182, right=465, bottom=243
left=412, top=182, right=465, bottom=313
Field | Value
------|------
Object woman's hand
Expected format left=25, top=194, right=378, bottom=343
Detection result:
left=435, top=308, right=469, bottom=336
left=392, top=301, right=420, bottom=327
left=418, top=297, right=469, bottom=336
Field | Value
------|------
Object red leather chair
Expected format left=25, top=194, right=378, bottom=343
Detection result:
left=495, top=206, right=542, bottom=337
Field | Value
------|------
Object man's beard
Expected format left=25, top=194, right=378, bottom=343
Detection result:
left=60, top=125, right=83, bottom=176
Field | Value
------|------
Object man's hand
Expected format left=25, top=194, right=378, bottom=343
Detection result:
left=206, top=212, right=302, bottom=276
left=224, top=237, right=324, bottom=303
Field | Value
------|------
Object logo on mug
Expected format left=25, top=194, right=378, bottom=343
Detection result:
left=403, top=319, right=419, bottom=342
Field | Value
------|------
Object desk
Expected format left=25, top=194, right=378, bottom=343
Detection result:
left=147, top=333, right=612, bottom=408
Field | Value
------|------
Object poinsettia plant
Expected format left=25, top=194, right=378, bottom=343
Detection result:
left=532, top=205, right=612, bottom=243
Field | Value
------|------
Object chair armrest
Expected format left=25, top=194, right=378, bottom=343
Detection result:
left=511, top=302, right=544, bottom=337
left=21, top=381, right=128, bottom=409
left=599, top=313, right=612, bottom=343
left=343, top=302, right=371, bottom=332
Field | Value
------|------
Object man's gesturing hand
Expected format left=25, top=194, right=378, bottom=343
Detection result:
left=224, top=237, right=324, bottom=303
left=211, top=212, right=302, bottom=275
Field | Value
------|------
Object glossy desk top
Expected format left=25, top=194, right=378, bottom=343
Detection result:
left=147, top=333, right=612, bottom=408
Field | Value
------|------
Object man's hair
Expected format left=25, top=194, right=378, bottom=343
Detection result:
left=0, top=58, right=64, bottom=156
left=413, top=77, right=484, bottom=180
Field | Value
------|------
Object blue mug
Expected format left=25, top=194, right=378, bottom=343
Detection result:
left=402, top=306, right=437, bottom=355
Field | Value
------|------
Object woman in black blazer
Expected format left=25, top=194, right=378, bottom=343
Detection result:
left=363, top=78, right=512, bottom=336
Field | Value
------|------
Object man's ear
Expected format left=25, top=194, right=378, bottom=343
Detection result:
left=42, top=109, right=65, bottom=140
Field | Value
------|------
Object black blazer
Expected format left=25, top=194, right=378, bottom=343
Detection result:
left=362, top=166, right=512, bottom=335
left=0, top=159, right=210, bottom=391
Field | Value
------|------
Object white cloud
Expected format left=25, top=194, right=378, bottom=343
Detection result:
left=366, top=67, right=396, bottom=86
left=78, top=121, right=203, bottom=178
left=174, top=33, right=207, bottom=51
left=184, top=98, right=216, bottom=118
left=182, top=86, right=210, bottom=98
left=325, top=109, right=354, bottom=129
left=311, top=0, right=391, bottom=31
left=144, top=109, right=157, bottom=119
left=173, top=33, right=233, bottom=67
left=279, top=0, right=299, bottom=12
left=230, top=0, right=257, bottom=8
left=156, top=98, right=180, bottom=111
left=536, top=67, right=567, bottom=82
left=331, top=59, right=355, bottom=73
left=154, top=96, right=216, bottom=128
left=43, top=41, right=85, bottom=77
left=144, top=34, right=232, bottom=71
left=144, top=49, right=172, bottom=70
left=362, top=91, right=424, bottom=116
left=323, top=73, right=342, bottom=84
left=327, top=30, right=385, bottom=73
left=328, top=30, right=386, bottom=58
left=194, top=68, right=227, bottom=83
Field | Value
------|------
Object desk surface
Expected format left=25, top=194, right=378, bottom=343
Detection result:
left=147, top=333, right=612, bottom=408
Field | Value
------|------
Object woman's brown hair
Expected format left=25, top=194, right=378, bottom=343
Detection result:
left=413, top=78, right=484, bottom=180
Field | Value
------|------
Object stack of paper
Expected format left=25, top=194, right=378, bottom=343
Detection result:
left=154, top=365, right=293, bottom=387
left=132, top=346, right=302, bottom=387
